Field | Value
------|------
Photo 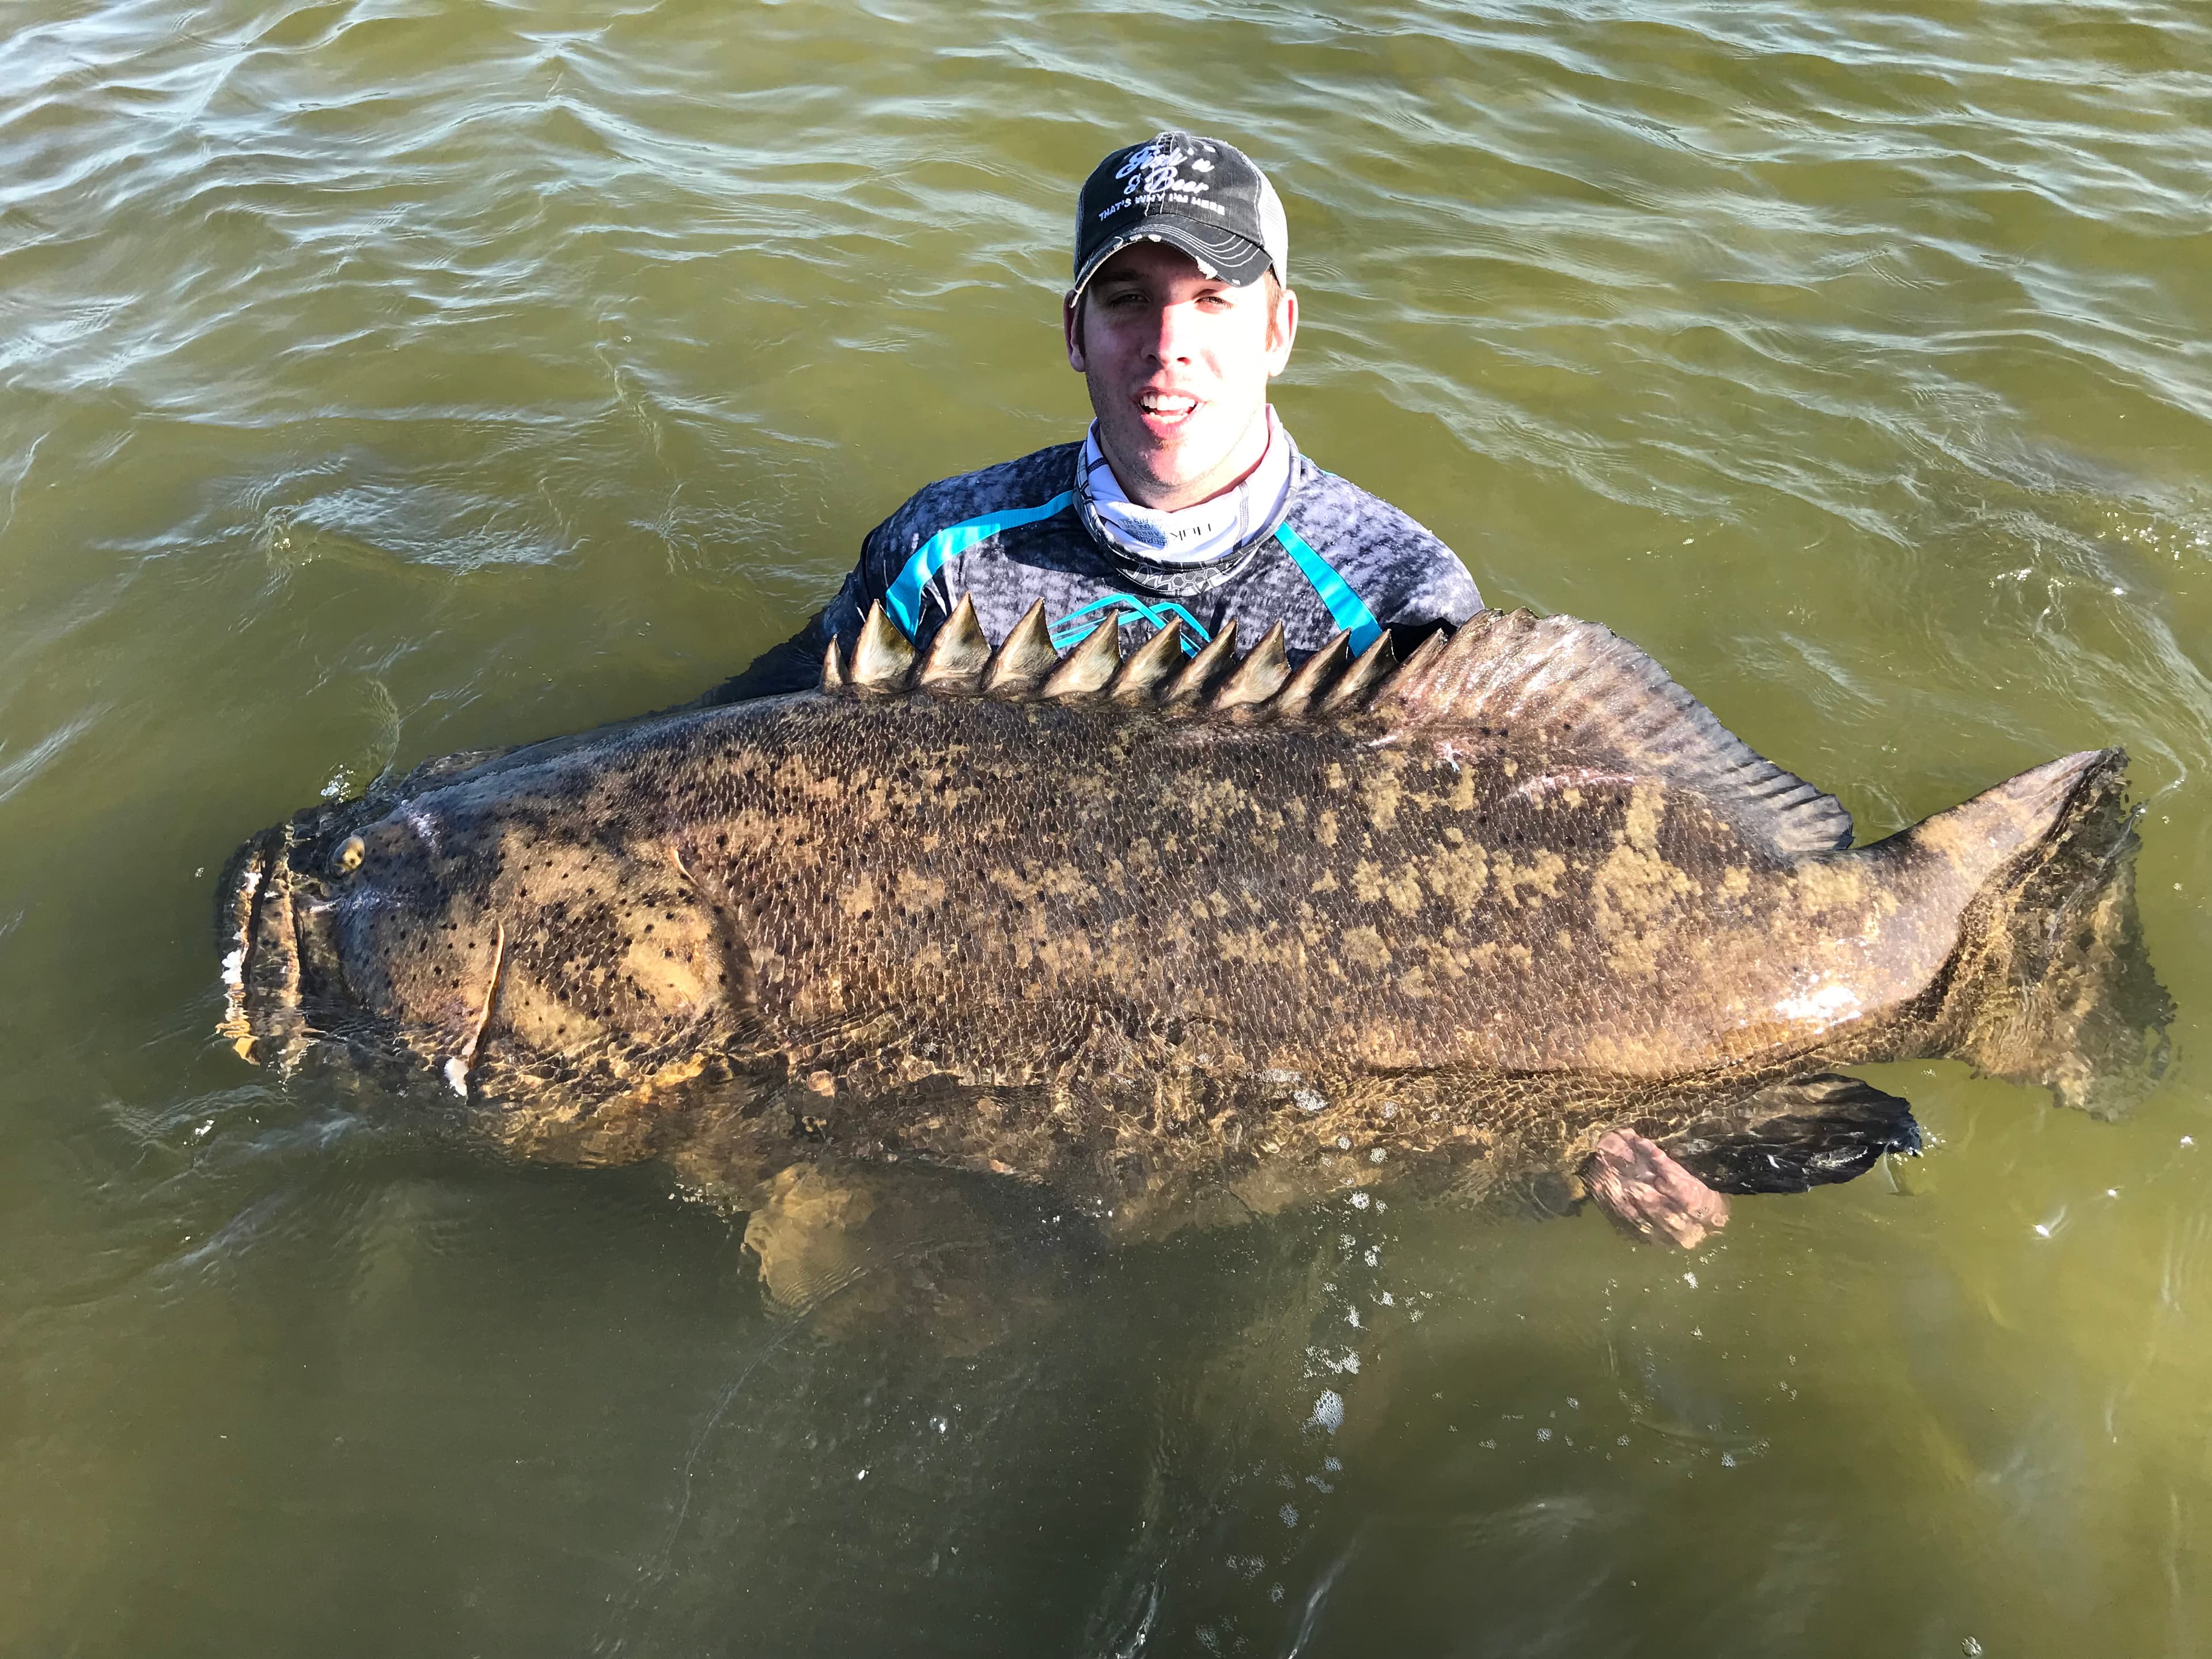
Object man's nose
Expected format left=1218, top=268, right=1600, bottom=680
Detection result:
left=1146, top=301, right=1197, bottom=363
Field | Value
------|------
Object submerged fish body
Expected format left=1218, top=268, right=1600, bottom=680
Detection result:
left=218, top=601, right=2171, bottom=1228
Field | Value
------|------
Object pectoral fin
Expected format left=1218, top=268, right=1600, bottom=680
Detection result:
left=1661, top=1073, right=1921, bottom=1196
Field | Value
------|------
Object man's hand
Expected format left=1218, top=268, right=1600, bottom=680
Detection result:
left=1585, top=1129, right=1732, bottom=1249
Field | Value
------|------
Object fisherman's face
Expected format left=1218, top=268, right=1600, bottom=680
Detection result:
left=1065, top=241, right=1297, bottom=512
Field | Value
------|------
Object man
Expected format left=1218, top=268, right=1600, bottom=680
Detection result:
left=706, top=131, right=1736, bottom=1250
left=705, top=130, right=1480, bottom=699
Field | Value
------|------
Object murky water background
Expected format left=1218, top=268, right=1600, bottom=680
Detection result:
left=3, top=1, right=2209, bottom=1652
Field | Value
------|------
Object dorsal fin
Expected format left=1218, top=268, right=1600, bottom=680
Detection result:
left=1388, top=626, right=1449, bottom=688
left=850, top=601, right=915, bottom=693
left=918, top=595, right=988, bottom=693
left=1108, top=619, right=1186, bottom=704
left=1208, top=620, right=1289, bottom=711
left=1042, top=616, right=1122, bottom=700
left=1369, top=609, right=1855, bottom=855
left=1316, top=630, right=1397, bottom=716
left=983, top=600, right=1057, bottom=698
left=1164, top=620, right=1238, bottom=707
left=1267, top=630, right=1349, bottom=719
left=819, top=637, right=846, bottom=694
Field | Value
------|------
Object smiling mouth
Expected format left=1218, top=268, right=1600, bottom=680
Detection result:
left=1136, top=391, right=1200, bottom=425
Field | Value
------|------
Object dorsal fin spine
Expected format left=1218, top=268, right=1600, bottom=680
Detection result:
left=1317, top=631, right=1397, bottom=715
left=1163, top=620, right=1238, bottom=707
left=850, top=600, right=916, bottom=693
left=982, top=600, right=1057, bottom=696
left=1369, top=627, right=1450, bottom=716
left=918, top=594, right=989, bottom=692
left=1041, top=614, right=1122, bottom=699
left=1108, top=619, right=1186, bottom=704
left=1267, top=630, right=1349, bottom=719
left=1208, top=620, right=1290, bottom=712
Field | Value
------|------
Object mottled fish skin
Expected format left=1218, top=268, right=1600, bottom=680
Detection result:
left=215, top=607, right=2170, bottom=1227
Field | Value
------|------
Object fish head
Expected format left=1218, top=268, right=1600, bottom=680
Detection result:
left=220, top=780, right=742, bottom=1087
left=217, top=780, right=510, bottom=1066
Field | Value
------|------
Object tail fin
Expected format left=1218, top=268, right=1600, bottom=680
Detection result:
left=1912, top=749, right=2173, bottom=1118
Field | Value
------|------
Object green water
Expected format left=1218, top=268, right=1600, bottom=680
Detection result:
left=4, top=0, right=2209, bottom=1652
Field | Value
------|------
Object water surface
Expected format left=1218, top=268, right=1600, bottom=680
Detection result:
left=3, top=1, right=2210, bottom=1653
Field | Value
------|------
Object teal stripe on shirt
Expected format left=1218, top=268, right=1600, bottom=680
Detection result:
left=1273, top=521, right=1382, bottom=654
left=882, top=491, right=1076, bottom=633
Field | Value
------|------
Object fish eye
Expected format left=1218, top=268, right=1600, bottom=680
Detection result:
left=334, top=835, right=365, bottom=874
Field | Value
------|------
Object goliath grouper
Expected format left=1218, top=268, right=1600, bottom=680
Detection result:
left=217, top=599, right=2170, bottom=1245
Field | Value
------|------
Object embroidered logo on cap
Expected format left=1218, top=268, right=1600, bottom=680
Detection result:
left=1100, top=138, right=1224, bottom=220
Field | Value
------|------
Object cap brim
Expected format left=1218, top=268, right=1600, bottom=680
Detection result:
left=1072, top=218, right=1272, bottom=297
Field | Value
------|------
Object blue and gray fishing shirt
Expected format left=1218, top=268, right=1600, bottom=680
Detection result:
left=700, top=425, right=1482, bottom=702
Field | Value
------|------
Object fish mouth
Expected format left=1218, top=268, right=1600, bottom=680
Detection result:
left=216, top=824, right=303, bottom=1060
left=215, top=807, right=363, bottom=1064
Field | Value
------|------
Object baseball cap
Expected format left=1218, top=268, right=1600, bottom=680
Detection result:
left=1071, top=131, right=1289, bottom=298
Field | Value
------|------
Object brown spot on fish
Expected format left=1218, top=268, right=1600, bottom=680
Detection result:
left=1793, top=858, right=1868, bottom=919
left=1342, top=927, right=1391, bottom=972
left=1495, top=849, right=1567, bottom=908
left=1426, top=839, right=1490, bottom=916
left=1367, top=773, right=1403, bottom=834
left=1517, top=767, right=1635, bottom=805
left=839, top=873, right=878, bottom=921
left=1382, top=869, right=1424, bottom=916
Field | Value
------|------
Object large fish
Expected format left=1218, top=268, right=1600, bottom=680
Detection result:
left=217, top=599, right=2170, bottom=1237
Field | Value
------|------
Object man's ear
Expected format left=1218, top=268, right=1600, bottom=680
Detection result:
left=1063, top=290, right=1088, bottom=372
left=1264, top=284, right=1298, bottom=377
